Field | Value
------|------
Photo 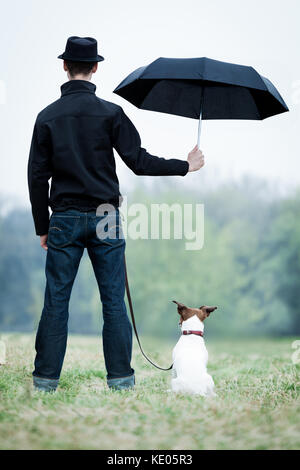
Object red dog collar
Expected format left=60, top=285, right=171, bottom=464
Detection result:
left=182, top=330, right=203, bottom=337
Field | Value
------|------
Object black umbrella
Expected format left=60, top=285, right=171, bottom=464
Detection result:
left=113, top=57, right=289, bottom=147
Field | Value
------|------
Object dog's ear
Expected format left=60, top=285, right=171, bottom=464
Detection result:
left=172, top=300, right=187, bottom=312
left=207, top=306, right=217, bottom=315
left=199, top=305, right=217, bottom=317
left=172, top=301, right=188, bottom=324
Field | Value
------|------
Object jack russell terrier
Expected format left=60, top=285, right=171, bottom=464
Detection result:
left=171, top=301, right=217, bottom=396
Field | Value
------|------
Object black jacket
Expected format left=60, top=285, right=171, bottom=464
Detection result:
left=28, top=80, right=189, bottom=235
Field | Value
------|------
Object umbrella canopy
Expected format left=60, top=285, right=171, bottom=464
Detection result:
left=113, top=57, right=289, bottom=146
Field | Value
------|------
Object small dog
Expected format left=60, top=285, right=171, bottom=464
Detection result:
left=171, top=301, right=217, bottom=396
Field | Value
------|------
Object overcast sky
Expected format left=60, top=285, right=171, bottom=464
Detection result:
left=0, top=0, right=299, bottom=207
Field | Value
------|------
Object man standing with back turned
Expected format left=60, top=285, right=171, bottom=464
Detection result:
left=28, top=36, right=205, bottom=392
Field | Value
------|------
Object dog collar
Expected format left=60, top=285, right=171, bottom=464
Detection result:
left=182, top=330, right=203, bottom=337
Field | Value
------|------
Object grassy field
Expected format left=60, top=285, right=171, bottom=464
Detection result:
left=0, top=334, right=299, bottom=450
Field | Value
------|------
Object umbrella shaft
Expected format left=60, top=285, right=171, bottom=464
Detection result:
left=197, top=109, right=202, bottom=148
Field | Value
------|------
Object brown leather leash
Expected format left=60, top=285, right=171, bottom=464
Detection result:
left=124, top=255, right=173, bottom=371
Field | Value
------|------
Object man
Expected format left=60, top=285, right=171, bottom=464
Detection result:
left=28, top=36, right=205, bottom=392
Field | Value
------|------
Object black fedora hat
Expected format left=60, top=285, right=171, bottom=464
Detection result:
left=58, top=36, right=104, bottom=62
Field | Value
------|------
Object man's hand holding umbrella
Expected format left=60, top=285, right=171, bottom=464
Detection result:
left=187, top=145, right=205, bottom=172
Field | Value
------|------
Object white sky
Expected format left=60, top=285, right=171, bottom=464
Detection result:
left=0, top=0, right=299, bottom=207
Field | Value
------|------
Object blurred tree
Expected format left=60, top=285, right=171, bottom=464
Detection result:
left=263, top=192, right=300, bottom=334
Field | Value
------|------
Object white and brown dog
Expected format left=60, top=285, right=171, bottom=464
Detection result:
left=171, top=301, right=217, bottom=396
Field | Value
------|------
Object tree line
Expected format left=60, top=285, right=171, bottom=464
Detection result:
left=0, top=177, right=299, bottom=338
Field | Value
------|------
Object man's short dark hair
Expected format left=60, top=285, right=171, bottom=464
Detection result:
left=65, top=60, right=96, bottom=77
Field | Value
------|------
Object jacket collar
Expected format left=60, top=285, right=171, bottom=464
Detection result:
left=61, top=80, right=96, bottom=96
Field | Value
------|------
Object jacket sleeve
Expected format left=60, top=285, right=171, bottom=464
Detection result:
left=112, top=107, right=189, bottom=176
left=27, top=119, right=52, bottom=235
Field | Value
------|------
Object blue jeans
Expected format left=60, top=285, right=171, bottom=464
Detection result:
left=33, top=209, right=134, bottom=391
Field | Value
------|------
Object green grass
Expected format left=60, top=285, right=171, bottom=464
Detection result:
left=0, top=334, right=299, bottom=450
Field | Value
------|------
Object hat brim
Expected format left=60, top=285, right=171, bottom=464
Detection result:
left=58, top=53, right=104, bottom=62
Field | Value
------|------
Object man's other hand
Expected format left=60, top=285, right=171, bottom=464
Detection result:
left=187, top=145, right=205, bottom=172
left=40, top=234, right=48, bottom=251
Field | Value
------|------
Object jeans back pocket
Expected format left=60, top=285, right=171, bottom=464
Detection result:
left=94, top=213, right=125, bottom=247
left=47, top=215, right=80, bottom=248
